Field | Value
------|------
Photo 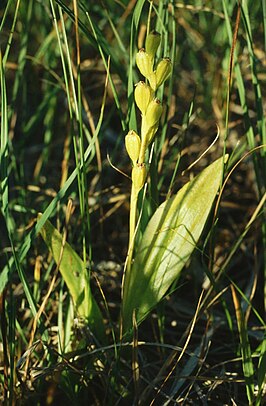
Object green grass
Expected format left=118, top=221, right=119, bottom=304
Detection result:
left=0, top=1, right=265, bottom=405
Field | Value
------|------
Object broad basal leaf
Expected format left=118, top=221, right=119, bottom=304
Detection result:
left=122, top=155, right=227, bottom=333
left=38, top=215, right=105, bottom=341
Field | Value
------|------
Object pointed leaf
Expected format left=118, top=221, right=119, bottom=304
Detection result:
left=38, top=215, right=105, bottom=340
left=122, top=156, right=227, bottom=333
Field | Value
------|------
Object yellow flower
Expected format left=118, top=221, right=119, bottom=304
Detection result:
left=155, top=58, right=172, bottom=89
left=134, top=82, right=153, bottom=115
left=145, top=30, right=161, bottom=59
left=145, top=98, right=163, bottom=127
left=136, top=48, right=153, bottom=79
left=125, top=130, right=141, bottom=164
left=141, top=98, right=162, bottom=141
left=132, top=163, right=147, bottom=192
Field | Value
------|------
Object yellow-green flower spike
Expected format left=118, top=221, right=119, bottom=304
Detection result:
left=145, top=30, right=161, bottom=59
left=155, top=58, right=172, bottom=89
left=136, top=48, right=153, bottom=79
left=125, top=130, right=141, bottom=164
left=134, top=82, right=153, bottom=115
left=132, top=163, right=147, bottom=193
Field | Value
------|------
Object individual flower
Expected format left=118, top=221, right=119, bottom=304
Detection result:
left=155, top=57, right=172, bottom=89
left=132, top=163, right=147, bottom=192
left=136, top=48, right=153, bottom=79
left=145, top=30, right=161, bottom=59
left=141, top=98, right=163, bottom=136
left=134, top=81, right=153, bottom=115
left=125, top=130, right=141, bottom=164
left=147, top=71, right=157, bottom=92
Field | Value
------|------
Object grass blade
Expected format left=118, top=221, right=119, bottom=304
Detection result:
left=231, top=285, right=254, bottom=404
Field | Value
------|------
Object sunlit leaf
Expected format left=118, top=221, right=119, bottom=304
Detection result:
left=122, top=155, right=227, bottom=333
left=38, top=215, right=105, bottom=341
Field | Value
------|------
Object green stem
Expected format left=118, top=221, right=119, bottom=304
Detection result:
left=127, top=185, right=139, bottom=273
left=121, top=183, right=138, bottom=338
left=138, top=136, right=148, bottom=164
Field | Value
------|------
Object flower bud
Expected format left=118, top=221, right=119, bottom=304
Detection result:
left=146, top=124, right=159, bottom=145
left=125, top=130, right=141, bottom=164
left=145, top=30, right=161, bottom=59
left=132, top=163, right=147, bottom=192
left=148, top=71, right=157, bottom=92
left=134, top=81, right=153, bottom=114
left=155, top=58, right=172, bottom=89
left=136, top=48, right=153, bottom=79
left=141, top=98, right=162, bottom=139
left=145, top=98, right=163, bottom=128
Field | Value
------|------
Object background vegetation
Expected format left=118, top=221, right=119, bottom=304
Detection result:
left=0, top=0, right=265, bottom=404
